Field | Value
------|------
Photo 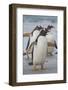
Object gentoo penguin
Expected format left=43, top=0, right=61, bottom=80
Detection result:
left=26, top=26, right=43, bottom=65
left=32, top=29, right=48, bottom=70
left=45, top=25, right=57, bottom=55
left=27, top=25, right=57, bottom=66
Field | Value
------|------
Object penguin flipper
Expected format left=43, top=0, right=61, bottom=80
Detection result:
left=54, top=41, right=57, bottom=49
left=26, top=37, right=30, bottom=50
left=28, top=47, right=34, bottom=65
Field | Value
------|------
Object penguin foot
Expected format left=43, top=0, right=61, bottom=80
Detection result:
left=28, top=62, right=33, bottom=65
left=48, top=53, right=53, bottom=56
left=42, top=67, right=48, bottom=70
left=32, top=65, right=36, bottom=71
left=41, top=64, right=48, bottom=70
left=32, top=65, right=41, bottom=71
left=55, top=52, right=57, bottom=54
left=32, top=68, right=39, bottom=71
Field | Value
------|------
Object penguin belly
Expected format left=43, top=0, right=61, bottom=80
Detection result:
left=33, top=36, right=48, bottom=65
left=46, top=34, right=54, bottom=55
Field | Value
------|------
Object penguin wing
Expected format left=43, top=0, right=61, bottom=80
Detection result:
left=54, top=40, right=57, bottom=49
left=26, top=37, right=30, bottom=50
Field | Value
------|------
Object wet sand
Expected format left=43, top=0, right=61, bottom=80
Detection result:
left=23, top=54, right=57, bottom=75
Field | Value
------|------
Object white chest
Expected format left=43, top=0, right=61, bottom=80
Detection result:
left=33, top=36, right=48, bottom=65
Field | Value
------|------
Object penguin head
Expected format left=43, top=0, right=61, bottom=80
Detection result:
left=47, top=25, right=54, bottom=30
left=38, top=25, right=43, bottom=30
left=39, top=28, right=48, bottom=36
left=33, top=26, right=39, bottom=30
left=31, top=26, right=43, bottom=34
left=45, top=25, right=54, bottom=33
left=33, top=25, right=43, bottom=31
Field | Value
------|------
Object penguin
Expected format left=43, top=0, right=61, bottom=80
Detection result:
left=26, top=26, right=43, bottom=65
left=32, top=29, right=48, bottom=70
left=27, top=25, right=57, bottom=66
left=45, top=25, right=57, bottom=55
